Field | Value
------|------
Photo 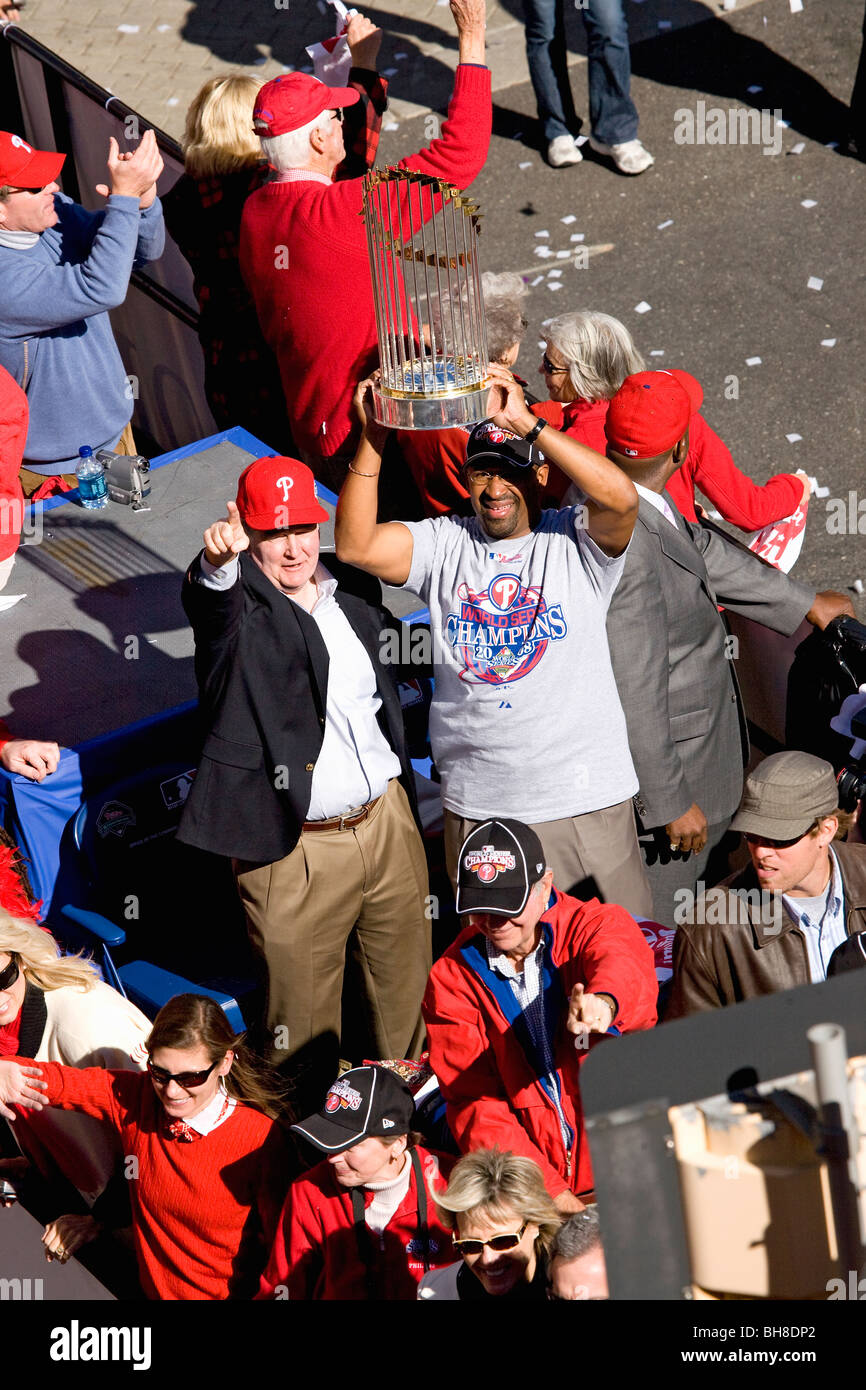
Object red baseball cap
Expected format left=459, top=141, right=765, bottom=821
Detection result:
left=605, top=370, right=704, bottom=459
left=235, top=457, right=330, bottom=530
left=252, top=73, right=360, bottom=138
left=0, top=131, right=65, bottom=189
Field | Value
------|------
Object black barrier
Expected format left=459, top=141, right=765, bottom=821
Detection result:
left=0, top=20, right=216, bottom=452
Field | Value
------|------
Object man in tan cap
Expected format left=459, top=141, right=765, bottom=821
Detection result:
left=666, top=751, right=866, bottom=1017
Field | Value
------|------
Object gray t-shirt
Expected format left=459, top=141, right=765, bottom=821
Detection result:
left=403, top=507, right=637, bottom=822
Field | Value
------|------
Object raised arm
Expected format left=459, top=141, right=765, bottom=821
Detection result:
left=334, top=379, right=415, bottom=585
left=487, top=364, right=639, bottom=556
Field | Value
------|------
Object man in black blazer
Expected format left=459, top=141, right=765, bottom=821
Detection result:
left=178, top=455, right=431, bottom=1109
left=603, top=370, right=854, bottom=926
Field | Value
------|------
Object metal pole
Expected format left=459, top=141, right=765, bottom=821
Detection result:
left=807, top=1022, right=864, bottom=1282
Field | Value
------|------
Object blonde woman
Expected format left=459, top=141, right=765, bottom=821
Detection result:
left=0, top=910, right=150, bottom=1264
left=418, top=1149, right=561, bottom=1301
left=160, top=75, right=293, bottom=450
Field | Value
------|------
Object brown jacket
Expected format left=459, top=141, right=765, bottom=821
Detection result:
left=665, top=841, right=866, bottom=1018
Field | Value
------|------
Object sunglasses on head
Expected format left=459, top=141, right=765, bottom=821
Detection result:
left=147, top=1058, right=219, bottom=1090
left=452, top=1219, right=529, bottom=1255
left=0, top=954, right=20, bottom=992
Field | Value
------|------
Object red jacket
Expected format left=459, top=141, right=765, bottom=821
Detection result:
left=239, top=65, right=491, bottom=460
left=257, top=1146, right=454, bottom=1300
left=533, top=398, right=802, bottom=528
left=423, top=889, right=657, bottom=1199
left=0, top=365, right=28, bottom=563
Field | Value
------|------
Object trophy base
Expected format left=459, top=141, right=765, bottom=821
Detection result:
left=372, top=382, right=491, bottom=432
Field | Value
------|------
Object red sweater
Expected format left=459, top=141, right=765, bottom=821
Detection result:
left=533, top=398, right=802, bottom=528
left=257, top=1146, right=454, bottom=1301
left=239, top=65, right=491, bottom=459
left=423, top=889, right=657, bottom=1198
left=16, top=1060, right=290, bottom=1300
left=0, top=365, right=28, bottom=563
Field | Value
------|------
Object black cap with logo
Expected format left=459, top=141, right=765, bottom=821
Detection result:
left=291, top=1065, right=416, bottom=1154
left=456, top=818, right=548, bottom=917
left=465, top=420, right=545, bottom=471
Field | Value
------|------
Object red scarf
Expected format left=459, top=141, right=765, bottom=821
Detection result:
left=0, top=1009, right=23, bottom=1057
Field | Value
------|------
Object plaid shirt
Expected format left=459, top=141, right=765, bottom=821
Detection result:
left=338, top=67, right=389, bottom=180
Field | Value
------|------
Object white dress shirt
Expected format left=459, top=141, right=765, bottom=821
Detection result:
left=634, top=482, right=680, bottom=528
left=197, top=555, right=400, bottom=819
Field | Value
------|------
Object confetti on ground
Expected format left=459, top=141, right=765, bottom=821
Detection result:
left=556, top=250, right=571, bottom=259
left=561, top=215, right=577, bottom=224
left=531, top=277, right=544, bottom=287
left=801, top=198, right=817, bottom=207
left=157, top=24, right=172, bottom=32
left=786, top=433, right=803, bottom=443
left=789, top=142, right=806, bottom=154
left=534, top=246, right=554, bottom=258
left=634, top=301, right=652, bottom=314
left=821, top=338, right=836, bottom=347
left=548, top=269, right=563, bottom=278
left=570, top=234, right=585, bottom=243
left=789, top=0, right=803, bottom=11
left=657, top=219, right=674, bottom=230
left=535, top=230, right=550, bottom=238
left=745, top=356, right=762, bottom=366
left=166, top=97, right=179, bottom=106
left=519, top=161, right=532, bottom=169
left=575, top=135, right=589, bottom=146
left=747, top=85, right=763, bottom=94
left=649, top=350, right=665, bottom=356
left=549, top=283, right=564, bottom=291
left=807, top=276, right=823, bottom=291
left=775, top=118, right=790, bottom=127
left=117, top=23, right=140, bottom=32
left=384, top=122, right=399, bottom=131
left=853, top=579, right=864, bottom=595
left=808, top=476, right=829, bottom=497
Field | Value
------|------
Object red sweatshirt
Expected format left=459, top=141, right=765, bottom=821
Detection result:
left=0, top=365, right=28, bottom=563
left=257, top=1146, right=454, bottom=1300
left=423, top=889, right=657, bottom=1199
left=239, top=65, right=491, bottom=459
left=15, top=1060, right=291, bottom=1300
left=533, top=398, right=802, bottom=527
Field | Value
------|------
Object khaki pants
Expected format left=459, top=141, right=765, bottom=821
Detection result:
left=20, top=422, right=137, bottom=498
left=444, top=798, right=654, bottom=918
left=234, top=780, right=431, bottom=1109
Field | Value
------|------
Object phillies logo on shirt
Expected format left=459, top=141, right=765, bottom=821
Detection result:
left=324, top=1079, right=363, bottom=1113
left=463, top=845, right=516, bottom=881
left=445, top=573, right=568, bottom=685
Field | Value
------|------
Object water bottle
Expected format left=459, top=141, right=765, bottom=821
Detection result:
left=76, top=445, right=109, bottom=510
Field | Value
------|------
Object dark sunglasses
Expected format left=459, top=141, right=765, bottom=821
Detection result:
left=453, top=1219, right=529, bottom=1255
left=541, top=352, right=569, bottom=375
left=0, top=954, right=20, bottom=992
left=147, top=1058, right=219, bottom=1090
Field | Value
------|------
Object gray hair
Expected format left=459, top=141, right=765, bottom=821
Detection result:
left=259, top=116, right=330, bottom=172
left=545, top=310, right=646, bottom=402
left=551, top=1206, right=602, bottom=1261
left=481, top=271, right=529, bottom=363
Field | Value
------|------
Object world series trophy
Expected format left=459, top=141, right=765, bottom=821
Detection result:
left=363, top=168, right=491, bottom=430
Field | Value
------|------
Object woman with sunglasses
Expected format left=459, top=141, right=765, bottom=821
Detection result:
left=417, top=1148, right=561, bottom=1301
left=534, top=309, right=807, bottom=530
left=0, top=905, right=150, bottom=1267
left=0, top=992, right=293, bottom=1299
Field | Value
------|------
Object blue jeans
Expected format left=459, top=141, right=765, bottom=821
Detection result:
left=523, top=0, right=639, bottom=146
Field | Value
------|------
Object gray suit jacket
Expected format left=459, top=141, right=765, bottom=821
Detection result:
left=605, top=494, right=815, bottom=829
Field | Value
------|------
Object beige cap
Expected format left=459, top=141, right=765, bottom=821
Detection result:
left=730, top=751, right=839, bottom=841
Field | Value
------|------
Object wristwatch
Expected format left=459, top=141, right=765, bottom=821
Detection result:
left=523, top=418, right=546, bottom=446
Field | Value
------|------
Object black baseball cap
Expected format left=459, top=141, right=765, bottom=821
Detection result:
left=464, top=420, right=545, bottom=471
left=456, top=818, right=548, bottom=917
left=291, top=1065, right=416, bottom=1154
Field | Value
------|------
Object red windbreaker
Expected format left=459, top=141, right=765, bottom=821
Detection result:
left=257, top=1145, right=454, bottom=1300
left=423, top=889, right=657, bottom=1198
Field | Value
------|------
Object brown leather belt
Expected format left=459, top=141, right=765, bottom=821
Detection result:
left=302, top=793, right=384, bottom=834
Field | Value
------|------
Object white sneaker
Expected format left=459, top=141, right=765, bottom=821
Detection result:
left=547, top=134, right=583, bottom=168
left=589, top=136, right=654, bottom=174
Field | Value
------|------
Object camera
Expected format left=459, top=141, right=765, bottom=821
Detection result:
left=831, top=690, right=866, bottom=813
left=95, top=450, right=151, bottom=510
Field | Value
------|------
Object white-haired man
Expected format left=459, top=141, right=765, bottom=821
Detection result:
left=239, top=0, right=491, bottom=490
